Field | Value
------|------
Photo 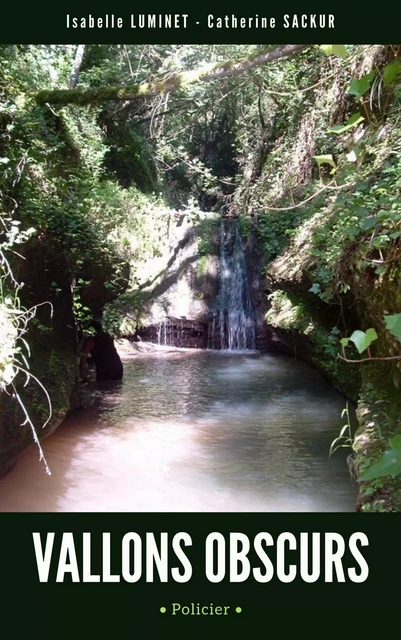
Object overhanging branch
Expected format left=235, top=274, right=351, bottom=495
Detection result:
left=35, top=44, right=311, bottom=106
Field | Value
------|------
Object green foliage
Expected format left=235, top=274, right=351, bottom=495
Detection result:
left=309, top=283, right=321, bottom=295
left=383, top=60, right=401, bottom=86
left=329, top=403, right=354, bottom=457
left=384, top=313, right=401, bottom=342
left=313, top=154, right=336, bottom=172
left=250, top=45, right=401, bottom=505
left=306, top=146, right=401, bottom=299
left=320, top=45, right=348, bottom=59
left=103, top=290, right=143, bottom=337
left=103, top=118, right=158, bottom=192
left=237, top=214, right=253, bottom=238
left=341, top=328, right=378, bottom=354
left=194, top=214, right=220, bottom=256
left=0, top=210, right=52, bottom=473
left=258, top=209, right=307, bottom=262
left=359, top=435, right=401, bottom=481
left=0, top=46, right=153, bottom=338
left=327, top=113, right=365, bottom=135
left=266, top=290, right=311, bottom=332
left=348, top=71, right=376, bottom=98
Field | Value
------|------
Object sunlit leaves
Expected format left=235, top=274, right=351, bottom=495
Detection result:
left=359, top=216, right=378, bottom=230
left=313, top=154, right=336, bottom=174
left=359, top=435, right=401, bottom=481
left=329, top=402, right=353, bottom=458
left=309, top=283, right=321, bottom=295
left=346, top=144, right=363, bottom=162
left=384, top=313, right=401, bottom=343
left=343, top=328, right=378, bottom=354
left=320, top=45, right=347, bottom=59
left=383, top=60, right=401, bottom=86
left=348, top=72, right=375, bottom=97
left=327, top=113, right=364, bottom=135
left=341, top=328, right=378, bottom=354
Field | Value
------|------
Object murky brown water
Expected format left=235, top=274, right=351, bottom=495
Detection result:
left=0, top=350, right=356, bottom=512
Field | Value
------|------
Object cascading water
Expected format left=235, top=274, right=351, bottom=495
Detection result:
left=157, top=319, right=171, bottom=346
left=209, top=219, right=256, bottom=351
left=144, top=218, right=255, bottom=351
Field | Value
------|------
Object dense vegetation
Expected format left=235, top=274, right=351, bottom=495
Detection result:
left=1, top=43, right=401, bottom=509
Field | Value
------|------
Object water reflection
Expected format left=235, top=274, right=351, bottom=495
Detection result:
left=0, top=351, right=356, bottom=512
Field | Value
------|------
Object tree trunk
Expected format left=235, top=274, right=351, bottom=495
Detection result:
left=69, top=45, right=86, bottom=90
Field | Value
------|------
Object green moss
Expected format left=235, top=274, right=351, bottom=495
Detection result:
left=0, top=320, right=76, bottom=472
left=237, top=214, right=253, bottom=238
left=353, top=357, right=401, bottom=511
left=194, top=215, right=221, bottom=257
left=35, top=85, right=142, bottom=106
left=197, top=255, right=208, bottom=276
left=104, top=123, right=158, bottom=192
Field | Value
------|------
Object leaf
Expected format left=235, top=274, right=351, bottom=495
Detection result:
left=375, top=266, right=386, bottom=275
left=359, top=450, right=401, bottom=481
left=348, top=72, right=375, bottom=98
left=354, top=206, right=369, bottom=216
left=320, top=45, right=347, bottom=59
left=309, top=283, right=321, bottom=294
left=346, top=149, right=357, bottom=162
left=360, top=216, right=378, bottom=230
left=349, top=328, right=378, bottom=354
left=359, top=435, right=401, bottom=481
left=391, top=434, right=401, bottom=449
left=340, top=337, right=350, bottom=347
left=0, top=157, right=10, bottom=164
left=384, top=313, right=401, bottom=342
left=328, top=113, right=364, bottom=135
left=383, top=60, right=401, bottom=86
left=313, top=154, right=336, bottom=170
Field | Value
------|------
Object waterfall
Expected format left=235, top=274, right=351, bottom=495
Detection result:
left=157, top=319, right=168, bottom=346
left=210, top=219, right=256, bottom=351
left=155, top=318, right=186, bottom=347
left=148, top=218, right=255, bottom=351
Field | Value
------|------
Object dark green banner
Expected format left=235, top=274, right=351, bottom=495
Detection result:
left=1, top=513, right=400, bottom=631
left=1, top=4, right=401, bottom=43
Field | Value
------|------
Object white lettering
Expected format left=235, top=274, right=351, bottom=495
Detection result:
left=32, top=532, right=55, bottom=582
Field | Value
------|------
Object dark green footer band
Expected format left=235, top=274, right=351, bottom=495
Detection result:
left=1, top=512, right=399, bottom=631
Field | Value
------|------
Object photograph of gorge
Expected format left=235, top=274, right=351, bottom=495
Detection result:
left=1, top=43, right=400, bottom=512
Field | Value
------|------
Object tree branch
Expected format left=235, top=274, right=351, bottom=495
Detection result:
left=338, top=354, right=401, bottom=364
left=35, top=44, right=311, bottom=106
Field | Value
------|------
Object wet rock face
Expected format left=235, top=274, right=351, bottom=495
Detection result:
left=137, top=215, right=272, bottom=351
left=138, top=215, right=220, bottom=331
left=242, top=221, right=270, bottom=351
left=80, top=256, right=130, bottom=316
left=0, top=237, right=129, bottom=477
left=137, top=317, right=209, bottom=349
left=0, top=239, right=77, bottom=476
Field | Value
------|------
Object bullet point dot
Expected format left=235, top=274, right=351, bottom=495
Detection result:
left=160, top=607, right=166, bottom=613
left=236, top=607, right=242, bottom=613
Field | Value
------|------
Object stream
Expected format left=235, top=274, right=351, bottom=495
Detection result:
left=0, top=350, right=356, bottom=512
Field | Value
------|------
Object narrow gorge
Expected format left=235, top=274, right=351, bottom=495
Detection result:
left=1, top=43, right=401, bottom=512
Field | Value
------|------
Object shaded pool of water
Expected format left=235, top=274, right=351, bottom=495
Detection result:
left=0, top=350, right=356, bottom=512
